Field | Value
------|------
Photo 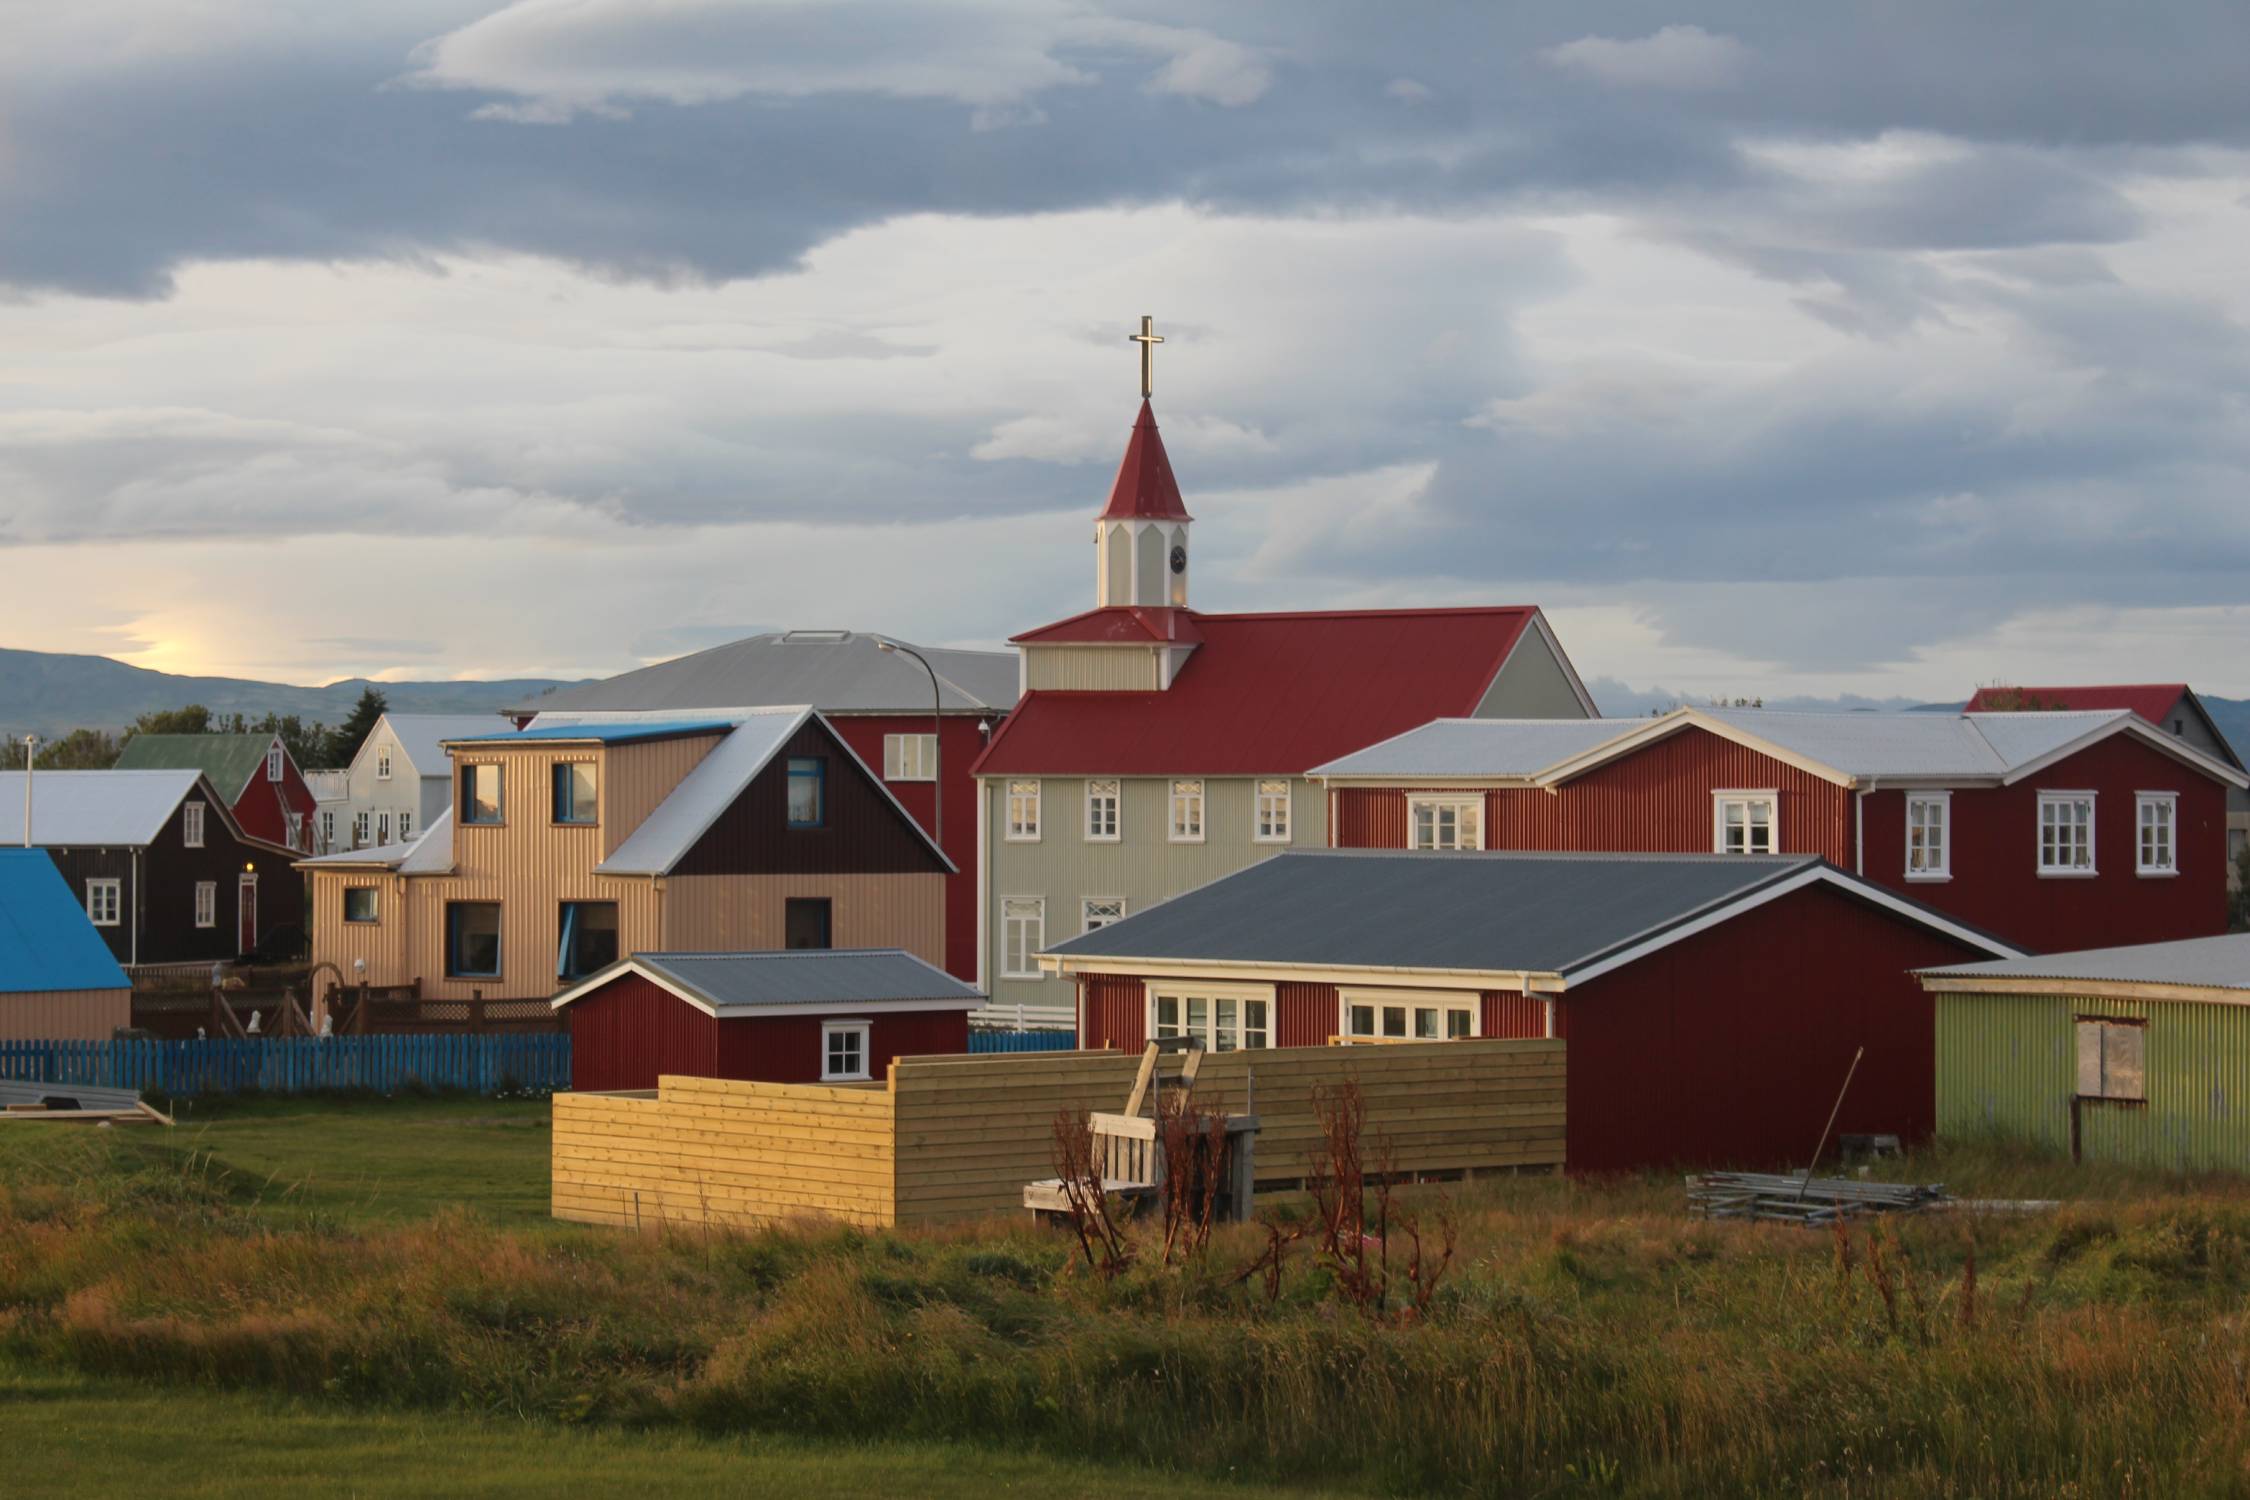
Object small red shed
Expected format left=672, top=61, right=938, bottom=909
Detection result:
left=552, top=948, right=982, bottom=1092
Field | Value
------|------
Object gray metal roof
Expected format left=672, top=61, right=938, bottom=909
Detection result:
left=596, top=707, right=815, bottom=875
left=297, top=808, right=454, bottom=873
left=0, top=770, right=202, bottom=847
left=379, top=714, right=518, bottom=776
left=513, top=631, right=1018, bottom=717
left=1046, top=849, right=1868, bottom=978
left=555, top=947, right=982, bottom=1014
left=1310, top=718, right=1631, bottom=778
left=1920, top=933, right=2250, bottom=994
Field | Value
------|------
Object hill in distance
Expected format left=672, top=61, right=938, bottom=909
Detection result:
left=0, top=646, right=587, bottom=740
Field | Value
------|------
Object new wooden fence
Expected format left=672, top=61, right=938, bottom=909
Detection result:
left=0, top=1035, right=570, bottom=1098
left=552, top=1038, right=1564, bottom=1232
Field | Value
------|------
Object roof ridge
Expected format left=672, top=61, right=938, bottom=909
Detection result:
left=1192, top=605, right=1535, bottom=623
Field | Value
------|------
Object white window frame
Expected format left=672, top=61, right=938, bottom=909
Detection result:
left=376, top=746, right=392, bottom=781
left=1084, top=778, right=1121, bottom=843
left=883, top=733, right=938, bottom=782
left=266, top=744, right=284, bottom=782
left=2037, top=791, right=2097, bottom=877
left=1000, top=897, right=1045, bottom=979
left=86, top=878, right=121, bottom=927
left=1006, top=780, right=1041, bottom=842
left=1081, top=896, right=1125, bottom=932
left=2135, top=792, right=2179, bottom=877
left=1713, top=791, right=1780, bottom=855
left=1146, top=981, right=1274, bottom=1052
left=398, top=809, right=413, bottom=843
left=1408, top=795, right=1484, bottom=851
left=182, top=800, right=206, bottom=849
left=821, top=1020, right=873, bottom=1082
left=320, top=810, right=335, bottom=849
left=1338, top=987, right=1481, bottom=1045
left=352, top=811, right=372, bottom=847
left=193, top=881, right=217, bottom=929
left=1904, top=792, right=1951, bottom=881
left=1169, top=779, right=1205, bottom=844
left=1253, top=778, right=1292, bottom=844
left=376, top=811, right=393, bottom=846
left=2075, top=1017, right=2146, bottom=1102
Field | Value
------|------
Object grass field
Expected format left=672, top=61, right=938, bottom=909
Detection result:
left=13, top=1096, right=2250, bottom=1495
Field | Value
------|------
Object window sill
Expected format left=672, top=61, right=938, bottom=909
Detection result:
left=2135, top=868, right=2179, bottom=879
left=1904, top=872, right=1952, bottom=883
left=1168, top=836, right=1207, bottom=846
left=2037, top=870, right=2099, bottom=879
left=460, top=820, right=506, bottom=830
left=822, top=1072, right=873, bottom=1084
left=1252, top=836, right=1292, bottom=846
left=1082, top=835, right=1120, bottom=844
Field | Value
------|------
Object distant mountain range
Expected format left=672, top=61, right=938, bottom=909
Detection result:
left=0, top=647, right=585, bottom=740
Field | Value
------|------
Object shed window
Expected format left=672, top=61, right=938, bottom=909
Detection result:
left=2038, top=792, right=2096, bottom=875
left=1149, top=985, right=1272, bottom=1051
left=1084, top=779, right=1120, bottom=841
left=552, top=762, right=598, bottom=825
left=461, top=764, right=504, bottom=825
left=2076, top=1018, right=2146, bottom=1102
left=1905, top=793, right=1950, bottom=880
left=86, top=878, right=121, bottom=927
left=883, top=734, right=937, bottom=782
left=2136, top=793, right=2177, bottom=876
left=1254, top=779, right=1291, bottom=843
left=787, top=758, right=826, bottom=828
left=1001, top=897, right=1044, bottom=979
left=822, top=1021, right=871, bottom=1082
left=182, top=801, right=206, bottom=849
left=1006, top=779, right=1041, bottom=841
left=445, top=901, right=502, bottom=979
left=342, top=887, right=379, bottom=924
left=1169, top=779, right=1205, bottom=843
left=194, top=881, right=217, bottom=929
left=1410, top=796, right=1483, bottom=851
left=557, top=901, right=618, bottom=979
left=1714, top=793, right=1778, bottom=855
left=1340, top=990, right=1478, bottom=1044
left=267, top=744, right=284, bottom=782
left=785, top=897, right=833, bottom=951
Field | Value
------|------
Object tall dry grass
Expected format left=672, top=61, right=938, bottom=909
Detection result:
left=9, top=1129, right=2250, bottom=1496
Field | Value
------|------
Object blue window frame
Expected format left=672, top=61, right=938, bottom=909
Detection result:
left=787, top=757, right=826, bottom=828
left=461, top=763, right=503, bottom=825
left=552, top=762, right=597, bottom=825
left=556, top=901, right=619, bottom=980
left=446, top=901, right=501, bottom=979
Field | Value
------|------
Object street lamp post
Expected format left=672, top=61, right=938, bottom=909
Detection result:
left=874, top=637, right=943, bottom=852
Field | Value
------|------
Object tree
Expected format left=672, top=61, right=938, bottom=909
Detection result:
left=1976, top=685, right=2056, bottom=712
left=0, top=728, right=122, bottom=769
left=129, top=704, right=214, bottom=738
left=248, top=712, right=334, bottom=772
left=331, top=687, right=389, bottom=769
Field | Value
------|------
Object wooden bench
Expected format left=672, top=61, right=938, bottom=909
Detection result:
left=1024, top=1039, right=1261, bottom=1223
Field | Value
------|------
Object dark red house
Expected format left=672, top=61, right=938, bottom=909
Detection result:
left=551, top=948, right=981, bottom=1092
left=1042, top=849, right=2015, bottom=1173
left=1313, top=707, right=2246, bottom=955
left=113, top=732, right=319, bottom=852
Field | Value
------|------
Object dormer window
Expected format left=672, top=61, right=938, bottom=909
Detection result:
left=266, top=744, right=284, bottom=781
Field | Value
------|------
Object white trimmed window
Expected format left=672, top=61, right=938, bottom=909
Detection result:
left=86, top=878, right=121, bottom=927
left=1254, top=779, right=1292, bottom=843
left=1409, top=796, right=1483, bottom=851
left=193, top=881, right=217, bottom=929
left=376, top=746, right=392, bottom=781
left=267, top=744, right=284, bottom=781
left=822, top=1021, right=872, bottom=1082
left=884, top=734, right=937, bottom=782
left=352, top=811, right=372, bottom=847
left=1905, top=793, right=1950, bottom=880
left=182, top=800, right=206, bottom=849
left=2136, top=793, right=2178, bottom=876
left=1006, top=780, right=1041, bottom=841
left=1341, top=988, right=1478, bottom=1044
left=376, top=811, right=393, bottom=846
left=2076, top=1018, right=2145, bottom=1102
left=398, top=810, right=413, bottom=843
left=2038, top=792, right=2096, bottom=875
left=1084, top=779, right=1120, bottom=842
left=1081, top=897, right=1124, bottom=932
left=1169, top=779, right=1205, bottom=843
left=1001, top=897, right=1045, bottom=978
left=1714, top=792, right=1779, bottom=855
left=320, top=810, right=335, bottom=849
left=1149, top=983, right=1272, bottom=1052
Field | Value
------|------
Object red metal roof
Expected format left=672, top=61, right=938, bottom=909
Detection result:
left=1011, top=606, right=1203, bottom=646
left=974, top=607, right=1540, bottom=776
left=1097, top=400, right=1192, bottom=522
left=1965, top=683, right=2189, bottom=724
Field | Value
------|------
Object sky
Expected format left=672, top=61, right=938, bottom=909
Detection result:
left=3, top=2, right=2248, bottom=709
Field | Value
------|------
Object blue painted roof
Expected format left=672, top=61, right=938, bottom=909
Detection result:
left=445, top=721, right=735, bottom=746
left=0, top=849, right=131, bottom=994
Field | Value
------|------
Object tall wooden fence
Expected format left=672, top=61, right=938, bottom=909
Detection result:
left=552, top=1038, right=1564, bottom=1232
left=0, top=1035, right=571, bottom=1098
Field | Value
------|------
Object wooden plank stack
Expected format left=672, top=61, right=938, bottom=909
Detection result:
left=1685, top=1170, right=1949, bottom=1227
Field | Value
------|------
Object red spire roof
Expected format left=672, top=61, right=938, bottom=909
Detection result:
left=1098, top=400, right=1193, bottom=522
left=1965, top=683, right=2190, bottom=724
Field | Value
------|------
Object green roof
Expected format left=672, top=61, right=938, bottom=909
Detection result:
left=112, top=733, right=275, bottom=795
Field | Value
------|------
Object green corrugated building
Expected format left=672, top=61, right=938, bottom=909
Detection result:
left=1919, top=933, right=2250, bottom=1171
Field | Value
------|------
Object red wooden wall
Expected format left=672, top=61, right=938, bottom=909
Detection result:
left=229, top=747, right=319, bottom=851
left=829, top=713, right=995, bottom=982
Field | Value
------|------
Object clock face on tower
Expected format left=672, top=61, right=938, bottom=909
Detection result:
left=1169, top=544, right=1187, bottom=575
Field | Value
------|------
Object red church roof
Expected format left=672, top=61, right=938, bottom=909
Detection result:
left=1098, top=400, right=1193, bottom=522
left=974, top=607, right=1544, bottom=776
left=1966, top=683, right=2189, bottom=725
left=1011, top=606, right=1203, bottom=646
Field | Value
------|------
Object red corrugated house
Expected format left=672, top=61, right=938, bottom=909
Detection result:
left=1311, top=707, right=2248, bottom=955
left=551, top=948, right=981, bottom=1092
left=1043, top=849, right=2015, bottom=1173
left=970, top=397, right=1597, bottom=1026
left=112, top=732, right=319, bottom=851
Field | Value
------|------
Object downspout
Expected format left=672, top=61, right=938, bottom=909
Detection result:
left=131, top=848, right=141, bottom=966
left=1855, top=778, right=1874, bottom=876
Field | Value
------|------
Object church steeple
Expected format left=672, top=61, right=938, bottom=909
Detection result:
left=1095, top=317, right=1193, bottom=609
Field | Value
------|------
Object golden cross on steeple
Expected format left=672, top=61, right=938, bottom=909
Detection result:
left=1128, top=314, right=1164, bottom=400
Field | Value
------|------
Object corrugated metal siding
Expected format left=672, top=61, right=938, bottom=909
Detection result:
left=306, top=872, right=411, bottom=1002
left=662, top=873, right=945, bottom=969
left=1025, top=647, right=1159, bottom=692
left=1080, top=972, right=1147, bottom=1051
left=603, top=734, right=722, bottom=860
left=828, top=714, right=992, bottom=983
left=674, top=719, right=946, bottom=876
left=1484, top=989, right=1547, bottom=1039
left=717, top=1010, right=967, bottom=1084
left=0, top=988, right=131, bottom=1041
left=1935, top=989, right=2250, bottom=1170
left=1274, top=981, right=1338, bottom=1046
left=567, top=972, right=719, bottom=1091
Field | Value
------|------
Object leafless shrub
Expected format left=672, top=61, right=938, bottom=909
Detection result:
left=1157, top=1091, right=1229, bottom=1265
left=1052, top=1108, right=1132, bottom=1277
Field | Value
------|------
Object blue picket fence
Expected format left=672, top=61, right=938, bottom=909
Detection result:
left=0, top=1034, right=571, bottom=1099
left=968, top=1029, right=1078, bottom=1054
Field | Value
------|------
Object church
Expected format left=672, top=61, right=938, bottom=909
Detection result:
left=968, top=322, right=1596, bottom=1025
